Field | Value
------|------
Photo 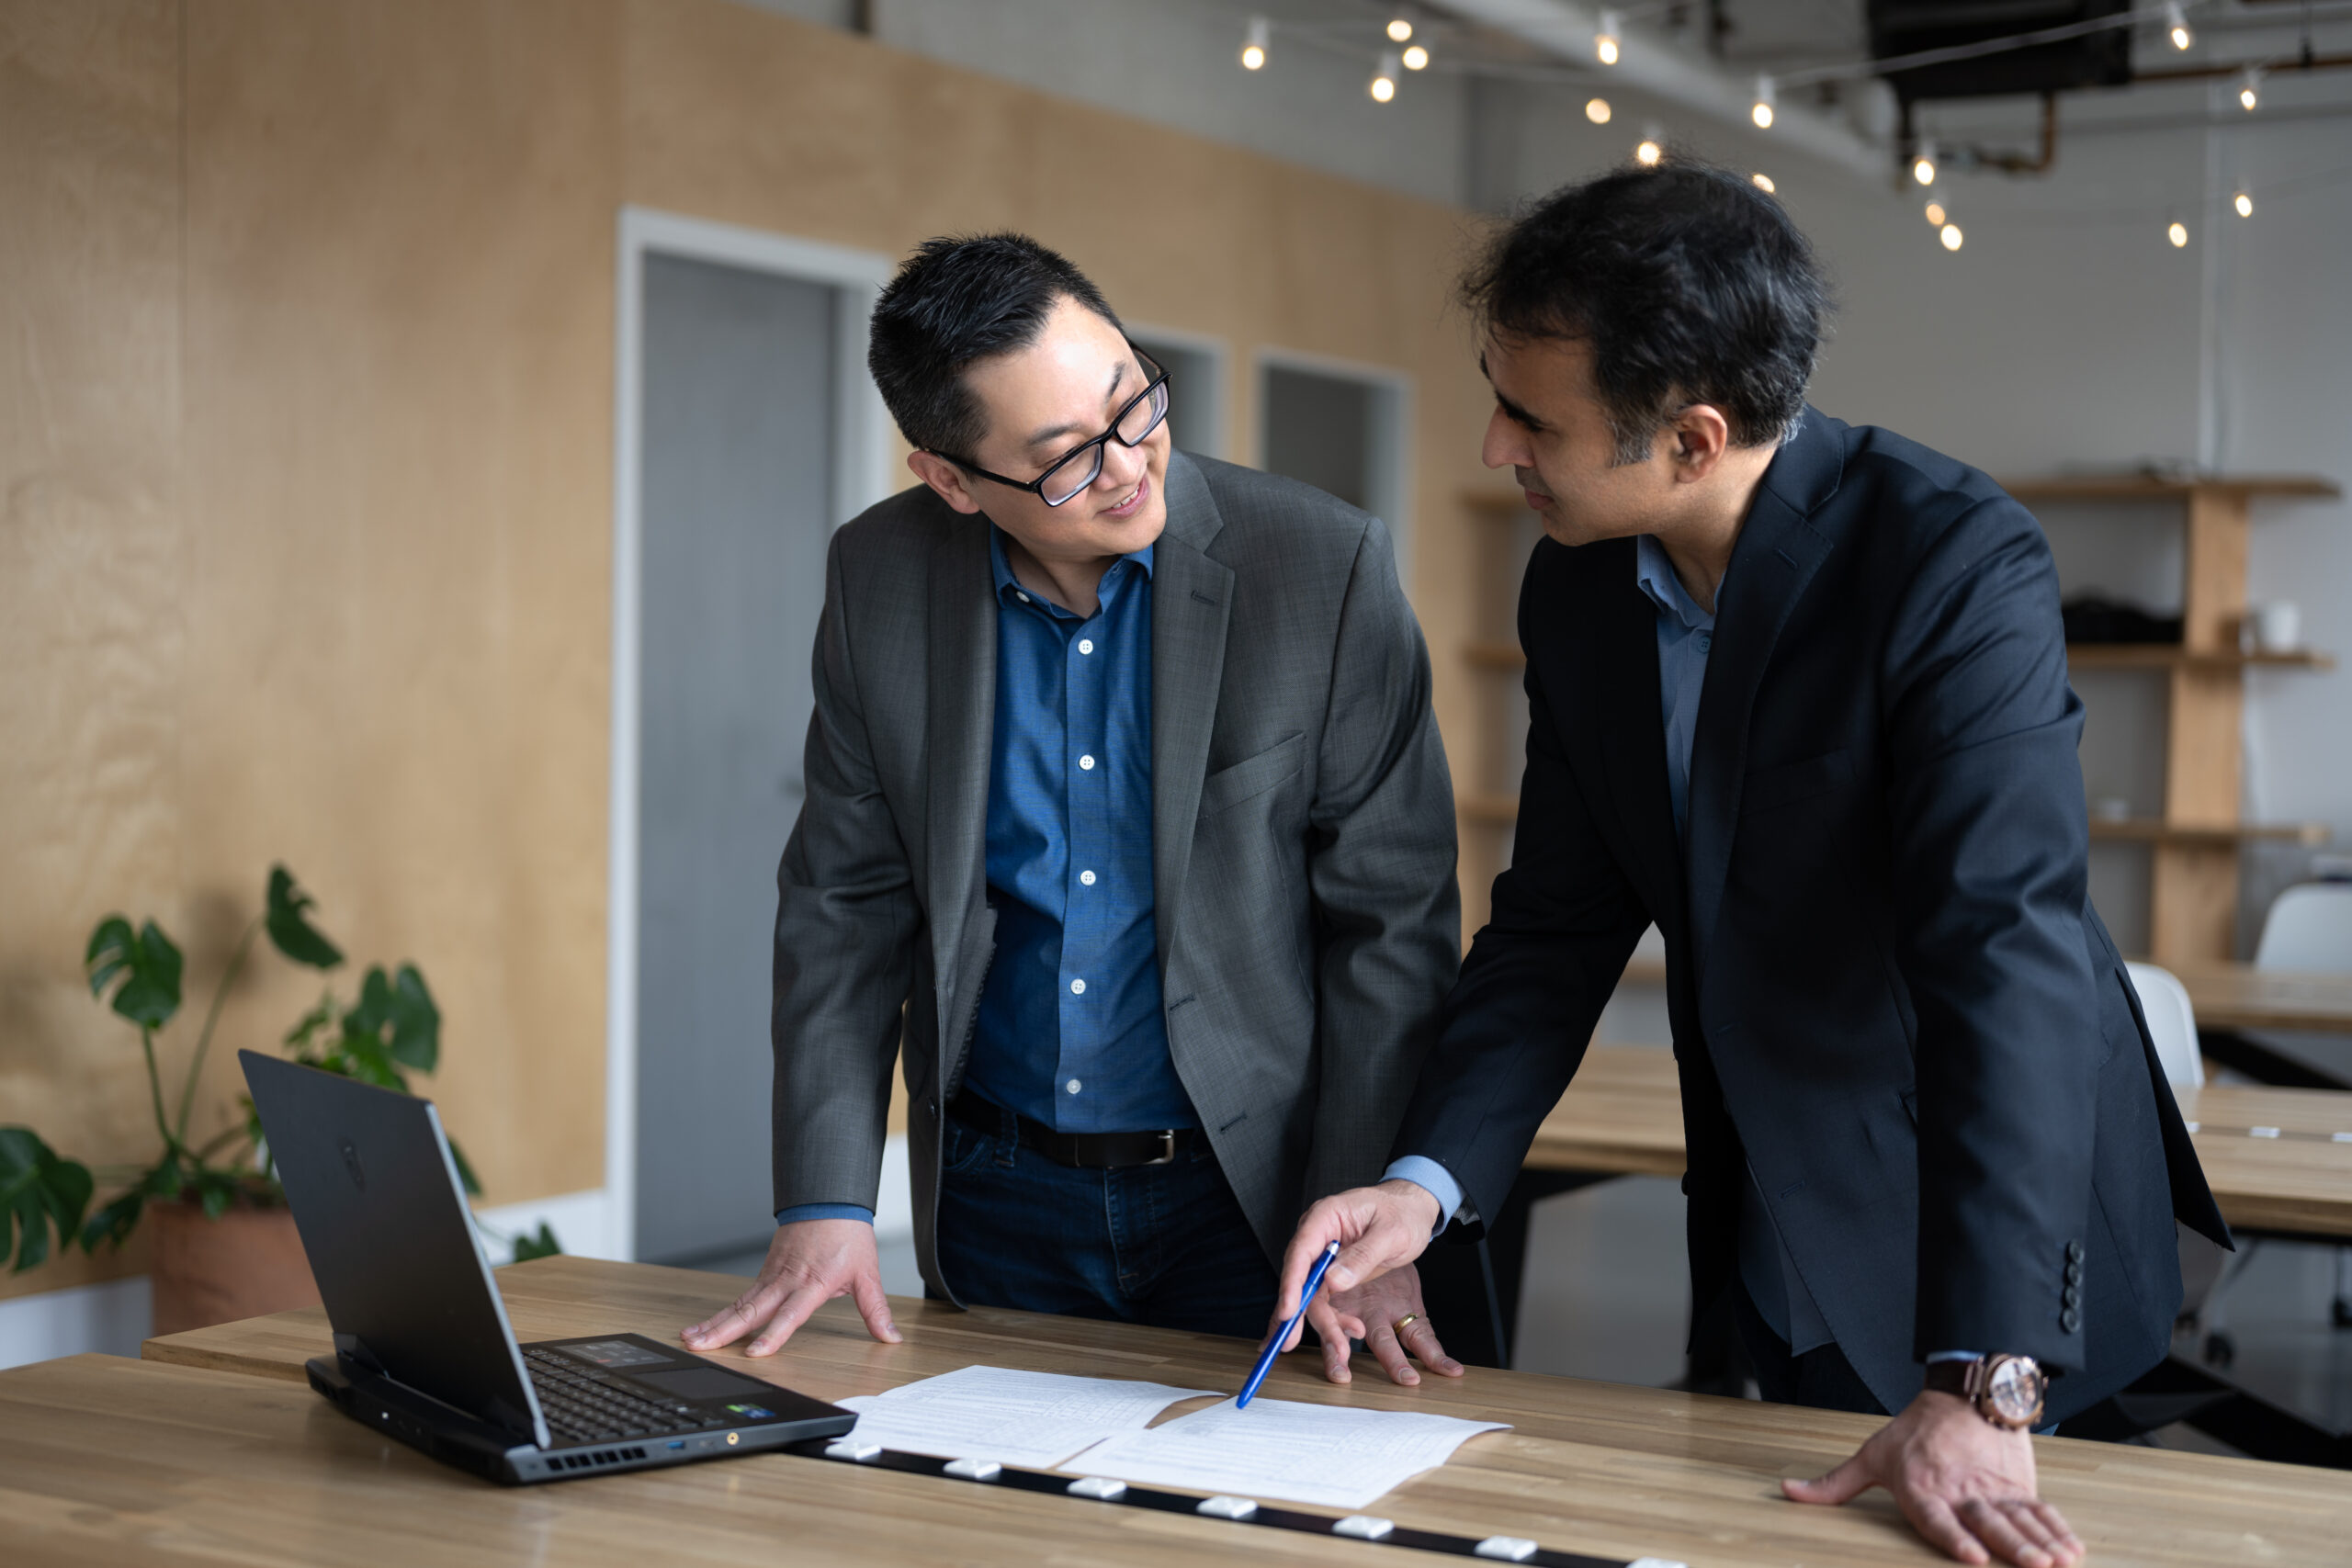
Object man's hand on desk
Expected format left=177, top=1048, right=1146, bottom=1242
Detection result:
left=680, top=1218, right=902, bottom=1358
left=1273, top=1180, right=1461, bottom=1384
left=1784, top=1391, right=2083, bottom=1568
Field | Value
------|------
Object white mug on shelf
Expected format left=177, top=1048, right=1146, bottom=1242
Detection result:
left=2252, top=601, right=2302, bottom=654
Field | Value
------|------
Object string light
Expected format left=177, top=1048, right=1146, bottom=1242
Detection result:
left=1635, top=125, right=1664, bottom=165
left=2165, top=3, right=2191, bottom=51
left=1940, top=222, right=1964, bottom=251
left=1924, top=200, right=1947, bottom=226
left=1586, top=97, right=1612, bottom=125
left=2167, top=217, right=2189, bottom=247
left=2239, top=66, right=2262, bottom=111
left=1596, top=10, right=1622, bottom=65
left=1751, top=172, right=1775, bottom=193
left=1240, top=16, right=1268, bottom=71
left=1387, top=15, right=1414, bottom=43
left=2234, top=189, right=2254, bottom=218
left=1370, top=51, right=1400, bottom=102
left=1751, top=75, right=1776, bottom=130
left=1402, top=43, right=1430, bottom=70
left=1913, top=143, right=1938, bottom=186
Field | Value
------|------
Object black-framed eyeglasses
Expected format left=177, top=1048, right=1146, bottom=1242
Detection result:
left=931, top=346, right=1170, bottom=508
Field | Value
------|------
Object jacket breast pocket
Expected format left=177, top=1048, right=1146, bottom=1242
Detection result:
left=1740, top=748, right=1852, bottom=816
left=1198, top=733, right=1306, bottom=818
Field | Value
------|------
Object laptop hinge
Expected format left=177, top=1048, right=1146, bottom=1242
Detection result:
left=334, top=1331, right=388, bottom=1378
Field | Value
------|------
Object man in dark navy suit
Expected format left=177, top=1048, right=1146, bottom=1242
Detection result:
left=1274, top=164, right=2226, bottom=1568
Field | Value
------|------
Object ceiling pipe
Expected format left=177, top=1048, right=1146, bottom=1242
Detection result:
left=1436, top=0, right=1891, bottom=178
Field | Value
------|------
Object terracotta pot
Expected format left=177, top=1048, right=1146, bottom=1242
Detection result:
left=147, top=1198, right=322, bottom=1337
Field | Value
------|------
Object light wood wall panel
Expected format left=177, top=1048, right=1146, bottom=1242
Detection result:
left=4, top=0, right=1500, bottom=1303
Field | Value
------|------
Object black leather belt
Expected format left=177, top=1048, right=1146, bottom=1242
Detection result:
left=946, top=1092, right=1197, bottom=1169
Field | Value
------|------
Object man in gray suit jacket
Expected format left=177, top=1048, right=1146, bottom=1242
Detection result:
left=683, top=234, right=1464, bottom=1387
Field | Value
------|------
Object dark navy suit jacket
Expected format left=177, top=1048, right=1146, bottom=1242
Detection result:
left=1396, top=410, right=2227, bottom=1419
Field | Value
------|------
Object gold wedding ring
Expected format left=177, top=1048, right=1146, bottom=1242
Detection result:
left=1393, top=1314, right=1419, bottom=1334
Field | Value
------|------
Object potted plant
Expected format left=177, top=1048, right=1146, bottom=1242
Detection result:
left=0, top=866, right=555, bottom=1334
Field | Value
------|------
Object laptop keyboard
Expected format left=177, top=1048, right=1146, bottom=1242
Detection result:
left=524, top=1348, right=717, bottom=1444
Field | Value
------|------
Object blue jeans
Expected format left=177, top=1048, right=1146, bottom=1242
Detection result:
left=933, top=1100, right=1278, bottom=1340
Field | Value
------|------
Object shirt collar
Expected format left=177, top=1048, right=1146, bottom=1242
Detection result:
left=1634, top=533, right=1717, bottom=633
left=988, top=525, right=1154, bottom=616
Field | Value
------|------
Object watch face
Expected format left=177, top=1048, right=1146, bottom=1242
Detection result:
left=1984, top=1357, right=2044, bottom=1426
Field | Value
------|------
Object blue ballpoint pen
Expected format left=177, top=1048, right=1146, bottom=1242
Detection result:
left=1238, top=1240, right=1341, bottom=1409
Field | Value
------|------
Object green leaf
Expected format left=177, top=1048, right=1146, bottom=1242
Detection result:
left=282, top=988, right=338, bottom=1055
left=344, top=964, right=438, bottom=1075
left=447, top=1137, right=483, bottom=1199
left=264, top=865, right=344, bottom=970
left=198, top=1179, right=232, bottom=1222
left=85, top=917, right=182, bottom=1031
left=324, top=1027, right=407, bottom=1092
left=79, top=1187, right=146, bottom=1254
left=511, top=1222, right=562, bottom=1263
left=0, top=1128, right=96, bottom=1273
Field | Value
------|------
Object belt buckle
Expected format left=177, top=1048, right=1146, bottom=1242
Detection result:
left=1142, top=1130, right=1178, bottom=1167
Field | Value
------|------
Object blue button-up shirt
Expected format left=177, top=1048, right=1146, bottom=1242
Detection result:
left=960, top=525, right=1192, bottom=1132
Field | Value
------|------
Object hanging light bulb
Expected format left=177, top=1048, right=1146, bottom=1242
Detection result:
left=1751, top=75, right=1777, bottom=130
left=1596, top=10, right=1622, bottom=65
left=1751, top=172, right=1775, bottom=193
left=1387, top=15, right=1414, bottom=43
left=1940, top=222, right=1964, bottom=252
left=1402, top=43, right=1430, bottom=70
left=1240, top=17, right=1269, bottom=71
left=1913, top=143, right=1938, bottom=186
left=2165, top=3, right=2191, bottom=51
left=2239, top=67, right=2262, bottom=111
left=1635, top=125, right=1664, bottom=166
left=1370, top=51, right=1400, bottom=103
left=1924, top=200, right=1947, bottom=227
left=2167, top=217, right=2190, bottom=247
left=1586, top=97, right=1612, bottom=125
left=2233, top=189, right=2254, bottom=218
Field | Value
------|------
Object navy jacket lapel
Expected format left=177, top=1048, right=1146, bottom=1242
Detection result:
left=1149, top=454, right=1235, bottom=974
left=1684, top=413, right=1846, bottom=967
left=1582, top=542, right=1684, bottom=923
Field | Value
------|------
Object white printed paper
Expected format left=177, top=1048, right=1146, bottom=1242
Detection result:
left=1069, top=1395, right=1510, bottom=1508
left=837, top=1365, right=1220, bottom=1469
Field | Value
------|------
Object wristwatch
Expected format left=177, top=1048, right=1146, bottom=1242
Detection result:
left=1925, top=1353, right=2046, bottom=1431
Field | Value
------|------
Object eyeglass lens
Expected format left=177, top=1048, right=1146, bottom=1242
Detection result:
left=1037, top=378, right=1170, bottom=506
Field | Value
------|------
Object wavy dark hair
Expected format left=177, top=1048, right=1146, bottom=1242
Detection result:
left=867, top=232, right=1124, bottom=458
left=1462, top=159, right=1831, bottom=463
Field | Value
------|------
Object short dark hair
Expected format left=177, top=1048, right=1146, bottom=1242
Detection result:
left=1462, top=159, right=1830, bottom=462
left=867, top=232, right=1125, bottom=457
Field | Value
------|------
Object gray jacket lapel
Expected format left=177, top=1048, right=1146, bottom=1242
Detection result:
left=1150, top=454, right=1235, bottom=974
left=925, top=520, right=996, bottom=1056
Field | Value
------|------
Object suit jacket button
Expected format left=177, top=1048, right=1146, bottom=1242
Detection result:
left=2061, top=1308, right=2081, bottom=1333
left=2063, top=1285, right=2081, bottom=1310
left=2066, top=1240, right=2085, bottom=1264
left=2064, top=1259, right=2083, bottom=1286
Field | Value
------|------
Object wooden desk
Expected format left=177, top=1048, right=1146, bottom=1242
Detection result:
left=2174, top=964, right=2352, bottom=1036
left=1524, top=1046, right=2352, bottom=1242
left=0, top=1255, right=2283, bottom=1565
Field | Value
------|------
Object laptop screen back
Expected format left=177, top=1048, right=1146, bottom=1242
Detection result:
left=241, top=1051, right=544, bottom=1442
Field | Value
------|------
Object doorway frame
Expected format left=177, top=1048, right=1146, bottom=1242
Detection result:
left=606, top=207, right=899, bottom=1258
left=1250, top=345, right=1416, bottom=592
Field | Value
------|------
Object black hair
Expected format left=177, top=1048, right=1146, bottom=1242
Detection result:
left=1462, top=159, right=1831, bottom=463
left=866, top=232, right=1125, bottom=458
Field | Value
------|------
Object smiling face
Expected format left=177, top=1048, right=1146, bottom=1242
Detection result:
left=912, top=295, right=1170, bottom=569
left=1477, top=331, right=1690, bottom=548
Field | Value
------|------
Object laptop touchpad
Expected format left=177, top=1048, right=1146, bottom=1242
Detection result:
left=633, top=1366, right=780, bottom=1402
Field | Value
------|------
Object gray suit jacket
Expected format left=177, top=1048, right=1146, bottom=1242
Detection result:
left=770, top=451, right=1460, bottom=1298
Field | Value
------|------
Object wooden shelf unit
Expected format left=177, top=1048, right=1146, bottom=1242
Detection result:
left=2006, top=472, right=2342, bottom=964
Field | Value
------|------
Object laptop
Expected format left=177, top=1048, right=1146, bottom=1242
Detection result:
left=240, top=1050, right=855, bottom=1483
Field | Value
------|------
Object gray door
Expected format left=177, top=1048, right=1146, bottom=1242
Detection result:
left=636, top=254, right=838, bottom=1266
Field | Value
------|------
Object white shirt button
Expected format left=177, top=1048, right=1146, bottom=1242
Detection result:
left=1066, top=1078, right=1082, bottom=1095
left=1080, top=870, right=1096, bottom=886
left=1079, top=638, right=1094, bottom=655
left=1079, top=754, right=1096, bottom=771
left=1015, top=592, right=1030, bottom=604
left=1070, top=978, right=1086, bottom=995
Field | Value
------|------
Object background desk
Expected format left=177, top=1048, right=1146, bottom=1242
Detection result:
left=0, top=1256, right=2302, bottom=1565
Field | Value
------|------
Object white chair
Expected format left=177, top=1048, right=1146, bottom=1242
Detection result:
left=2125, top=962, right=2203, bottom=1089
left=2252, top=882, right=2352, bottom=1332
